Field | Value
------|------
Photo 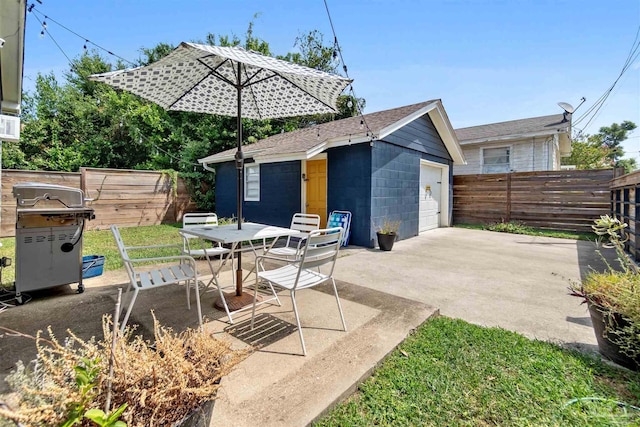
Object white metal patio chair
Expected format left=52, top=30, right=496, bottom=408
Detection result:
left=111, top=224, right=202, bottom=332
left=181, top=212, right=231, bottom=260
left=268, top=213, right=321, bottom=259
left=250, top=227, right=346, bottom=355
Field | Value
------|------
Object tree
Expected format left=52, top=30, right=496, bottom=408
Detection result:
left=11, top=21, right=362, bottom=211
left=562, top=121, right=637, bottom=174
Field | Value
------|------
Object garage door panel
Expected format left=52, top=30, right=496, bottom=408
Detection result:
left=419, top=164, right=442, bottom=232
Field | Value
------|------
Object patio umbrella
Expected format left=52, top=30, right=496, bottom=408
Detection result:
left=89, top=42, right=351, bottom=306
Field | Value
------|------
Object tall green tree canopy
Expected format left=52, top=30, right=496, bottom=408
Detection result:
left=8, top=22, right=362, bottom=210
left=562, top=121, right=637, bottom=173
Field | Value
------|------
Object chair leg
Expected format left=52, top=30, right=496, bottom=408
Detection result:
left=120, top=288, right=139, bottom=333
left=331, top=278, right=347, bottom=331
left=215, top=276, right=234, bottom=324
left=186, top=278, right=191, bottom=310
left=250, top=277, right=260, bottom=330
left=193, top=276, right=203, bottom=332
left=290, top=290, right=307, bottom=356
left=265, top=280, right=282, bottom=306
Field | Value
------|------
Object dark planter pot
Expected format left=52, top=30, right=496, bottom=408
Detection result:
left=377, top=232, right=397, bottom=251
left=173, top=399, right=216, bottom=427
left=588, top=303, right=639, bottom=371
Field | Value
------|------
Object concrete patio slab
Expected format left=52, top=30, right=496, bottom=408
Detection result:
left=0, top=226, right=610, bottom=426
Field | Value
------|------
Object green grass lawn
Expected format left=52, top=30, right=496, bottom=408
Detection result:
left=315, top=317, right=640, bottom=427
left=455, top=223, right=595, bottom=241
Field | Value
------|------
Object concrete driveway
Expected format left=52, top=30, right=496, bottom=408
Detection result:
left=334, top=227, right=606, bottom=352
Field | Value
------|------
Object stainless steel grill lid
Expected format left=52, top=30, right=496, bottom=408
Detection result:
left=12, top=182, right=88, bottom=209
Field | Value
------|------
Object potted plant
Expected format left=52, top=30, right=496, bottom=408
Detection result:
left=375, top=217, right=401, bottom=251
left=0, top=312, right=250, bottom=426
left=570, top=215, right=640, bottom=371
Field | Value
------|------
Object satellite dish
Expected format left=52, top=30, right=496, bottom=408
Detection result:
left=557, top=102, right=575, bottom=114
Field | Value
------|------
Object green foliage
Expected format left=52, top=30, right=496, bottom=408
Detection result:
left=9, top=20, right=362, bottom=212
left=485, top=220, right=534, bottom=234
left=376, top=218, right=401, bottom=235
left=563, top=121, right=637, bottom=173
left=561, top=137, right=612, bottom=170
left=316, top=317, right=640, bottom=426
left=455, top=223, right=594, bottom=241
left=571, top=215, right=640, bottom=363
left=59, top=357, right=128, bottom=427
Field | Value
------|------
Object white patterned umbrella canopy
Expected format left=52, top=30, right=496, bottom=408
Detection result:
left=89, top=42, right=351, bottom=119
left=89, top=42, right=351, bottom=300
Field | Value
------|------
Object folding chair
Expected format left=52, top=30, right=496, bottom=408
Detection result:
left=111, top=225, right=202, bottom=332
left=269, top=213, right=321, bottom=259
left=327, top=210, right=352, bottom=247
left=250, top=227, right=347, bottom=355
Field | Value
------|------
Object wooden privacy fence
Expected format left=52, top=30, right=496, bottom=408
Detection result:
left=453, top=169, right=615, bottom=232
left=611, top=170, right=640, bottom=261
left=1, top=168, right=195, bottom=237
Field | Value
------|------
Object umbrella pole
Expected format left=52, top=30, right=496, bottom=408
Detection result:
left=236, top=77, right=244, bottom=297
left=236, top=67, right=244, bottom=297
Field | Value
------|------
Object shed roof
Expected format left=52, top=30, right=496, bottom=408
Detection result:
left=199, top=100, right=466, bottom=165
left=455, top=114, right=570, bottom=144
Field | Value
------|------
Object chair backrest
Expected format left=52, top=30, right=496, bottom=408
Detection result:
left=327, top=210, right=351, bottom=247
left=282, top=213, right=320, bottom=247
left=295, top=227, right=343, bottom=287
left=183, top=212, right=219, bottom=228
left=182, top=212, right=219, bottom=251
left=110, top=224, right=136, bottom=286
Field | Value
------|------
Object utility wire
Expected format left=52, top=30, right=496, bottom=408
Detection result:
left=323, top=0, right=375, bottom=139
left=573, top=24, right=640, bottom=132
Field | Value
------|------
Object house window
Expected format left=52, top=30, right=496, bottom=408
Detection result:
left=244, top=164, right=260, bottom=201
left=482, top=147, right=510, bottom=173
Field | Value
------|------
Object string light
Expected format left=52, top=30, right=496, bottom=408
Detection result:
left=29, top=5, right=135, bottom=66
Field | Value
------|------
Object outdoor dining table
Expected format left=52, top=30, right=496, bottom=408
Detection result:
left=179, top=222, right=302, bottom=322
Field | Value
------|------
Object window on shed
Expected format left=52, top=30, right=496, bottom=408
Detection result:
left=482, top=147, right=510, bottom=173
left=244, top=164, right=260, bottom=201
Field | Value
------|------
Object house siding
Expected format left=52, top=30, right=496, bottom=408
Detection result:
left=370, top=140, right=453, bottom=246
left=453, top=137, right=560, bottom=175
left=215, top=160, right=301, bottom=228
left=384, top=114, right=453, bottom=161
left=327, top=144, right=372, bottom=247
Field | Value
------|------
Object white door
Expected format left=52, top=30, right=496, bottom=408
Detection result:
left=419, top=164, right=442, bottom=232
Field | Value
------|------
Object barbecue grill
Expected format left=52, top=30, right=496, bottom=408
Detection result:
left=12, top=182, right=95, bottom=304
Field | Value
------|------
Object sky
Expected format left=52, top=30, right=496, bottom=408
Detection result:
left=21, top=0, right=640, bottom=159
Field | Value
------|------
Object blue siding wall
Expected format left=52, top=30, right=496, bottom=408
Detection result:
left=371, top=143, right=420, bottom=244
left=385, top=114, right=452, bottom=161
left=371, top=114, right=453, bottom=243
left=215, top=161, right=301, bottom=227
left=327, top=144, right=372, bottom=247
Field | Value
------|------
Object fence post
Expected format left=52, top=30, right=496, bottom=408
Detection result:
left=80, top=167, right=86, bottom=194
left=506, top=172, right=511, bottom=222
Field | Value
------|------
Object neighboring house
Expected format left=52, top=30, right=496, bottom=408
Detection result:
left=199, top=100, right=466, bottom=248
left=453, top=114, right=572, bottom=175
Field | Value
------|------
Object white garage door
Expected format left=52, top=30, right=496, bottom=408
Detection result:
left=419, top=163, right=442, bottom=232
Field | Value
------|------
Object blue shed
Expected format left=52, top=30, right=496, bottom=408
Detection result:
left=199, top=100, right=466, bottom=248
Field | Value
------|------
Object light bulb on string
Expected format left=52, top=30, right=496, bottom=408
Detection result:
left=360, top=119, right=364, bottom=130
left=83, top=40, right=88, bottom=50
left=39, top=30, right=45, bottom=39
left=42, top=20, right=47, bottom=29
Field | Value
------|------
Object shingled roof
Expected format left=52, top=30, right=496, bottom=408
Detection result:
left=199, top=100, right=465, bottom=165
left=455, top=114, right=570, bottom=144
